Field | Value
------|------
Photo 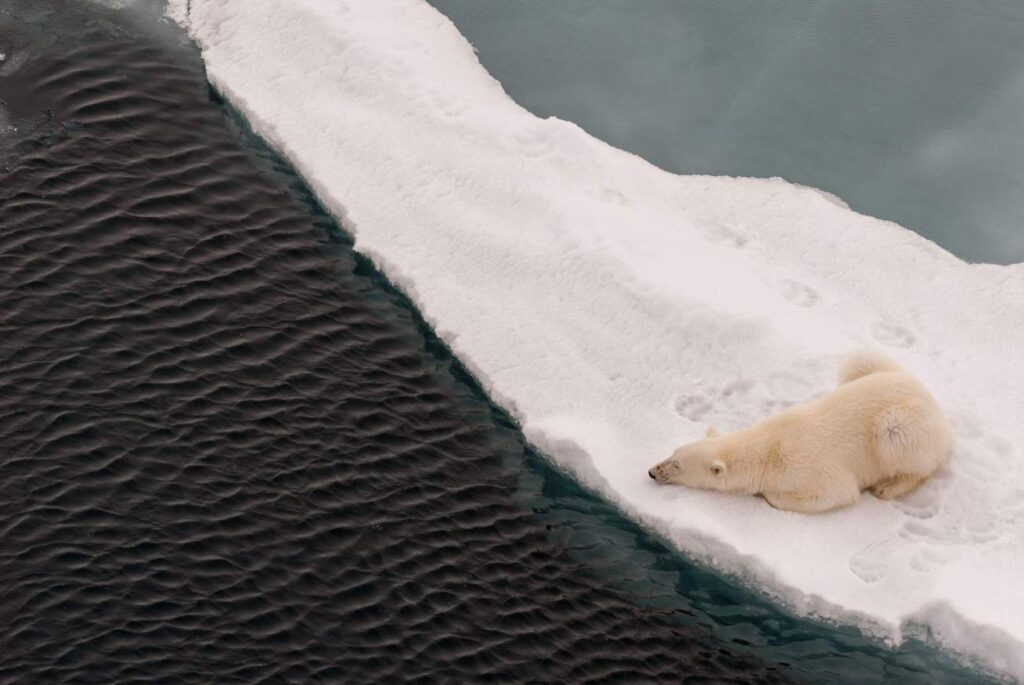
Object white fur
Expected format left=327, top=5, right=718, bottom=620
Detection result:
left=650, top=351, right=952, bottom=513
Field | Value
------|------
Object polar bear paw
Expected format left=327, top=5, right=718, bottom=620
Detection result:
left=870, top=474, right=926, bottom=500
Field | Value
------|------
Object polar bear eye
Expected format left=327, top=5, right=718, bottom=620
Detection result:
left=710, top=463, right=723, bottom=476
left=671, top=462, right=680, bottom=471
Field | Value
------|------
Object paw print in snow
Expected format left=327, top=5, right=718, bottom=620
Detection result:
left=776, top=279, right=819, bottom=308
left=674, top=395, right=712, bottom=421
left=871, top=320, right=916, bottom=349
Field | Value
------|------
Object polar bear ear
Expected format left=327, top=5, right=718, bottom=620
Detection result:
left=710, top=460, right=726, bottom=476
left=705, top=426, right=720, bottom=438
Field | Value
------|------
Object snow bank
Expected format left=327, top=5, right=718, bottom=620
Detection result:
left=168, top=0, right=1024, bottom=677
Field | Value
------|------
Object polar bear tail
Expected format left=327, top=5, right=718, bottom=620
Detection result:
left=838, top=349, right=903, bottom=385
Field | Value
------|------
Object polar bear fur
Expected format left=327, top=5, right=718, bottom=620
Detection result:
left=649, top=351, right=952, bottom=513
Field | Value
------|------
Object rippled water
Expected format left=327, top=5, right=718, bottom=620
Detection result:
left=430, top=0, right=1024, bottom=264
left=0, top=2, right=999, bottom=683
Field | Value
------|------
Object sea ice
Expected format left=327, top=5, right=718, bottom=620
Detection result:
left=168, top=0, right=1024, bottom=678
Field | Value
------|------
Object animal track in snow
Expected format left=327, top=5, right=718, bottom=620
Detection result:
left=871, top=320, right=916, bottom=349
left=702, top=221, right=750, bottom=248
left=719, top=380, right=754, bottom=398
left=891, top=477, right=946, bottom=519
left=428, top=90, right=473, bottom=120
left=674, top=394, right=712, bottom=421
left=591, top=187, right=631, bottom=206
left=776, top=278, right=819, bottom=308
left=887, top=415, right=1024, bottom=577
left=849, top=536, right=900, bottom=583
left=909, top=546, right=958, bottom=573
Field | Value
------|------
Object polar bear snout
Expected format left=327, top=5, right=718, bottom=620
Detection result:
left=648, top=456, right=681, bottom=484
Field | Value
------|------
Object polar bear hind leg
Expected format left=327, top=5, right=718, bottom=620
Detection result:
left=870, top=402, right=946, bottom=499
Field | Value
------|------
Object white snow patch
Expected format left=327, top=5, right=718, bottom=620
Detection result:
left=170, top=0, right=1024, bottom=678
left=163, top=0, right=189, bottom=25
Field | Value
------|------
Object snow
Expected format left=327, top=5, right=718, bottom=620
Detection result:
left=167, top=0, right=1024, bottom=678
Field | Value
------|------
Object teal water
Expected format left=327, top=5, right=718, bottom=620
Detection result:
left=430, top=0, right=1024, bottom=264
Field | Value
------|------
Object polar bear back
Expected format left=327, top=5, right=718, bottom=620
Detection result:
left=776, top=370, right=951, bottom=489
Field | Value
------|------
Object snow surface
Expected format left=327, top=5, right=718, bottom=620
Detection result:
left=168, top=0, right=1024, bottom=677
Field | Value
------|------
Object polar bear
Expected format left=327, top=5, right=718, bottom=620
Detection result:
left=648, top=351, right=952, bottom=513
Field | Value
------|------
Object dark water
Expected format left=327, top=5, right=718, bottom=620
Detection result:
left=429, top=0, right=1024, bottom=265
left=0, top=2, right=998, bottom=683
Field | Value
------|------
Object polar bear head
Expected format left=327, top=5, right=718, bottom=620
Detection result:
left=649, top=437, right=729, bottom=490
left=650, top=425, right=768, bottom=493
